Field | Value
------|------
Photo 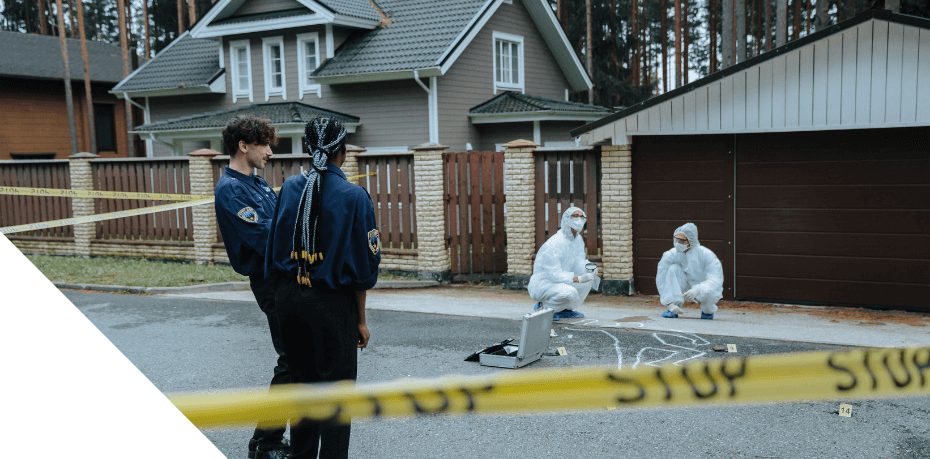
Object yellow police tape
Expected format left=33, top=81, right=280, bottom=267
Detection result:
left=0, top=186, right=214, bottom=201
left=0, top=172, right=376, bottom=234
left=168, top=346, right=930, bottom=428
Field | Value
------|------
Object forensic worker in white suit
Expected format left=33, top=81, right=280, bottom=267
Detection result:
left=527, top=207, right=600, bottom=321
left=656, top=222, right=724, bottom=320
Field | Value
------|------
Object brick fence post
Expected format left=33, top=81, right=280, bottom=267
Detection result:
left=501, top=139, right=538, bottom=290
left=68, top=152, right=99, bottom=257
left=411, top=142, right=451, bottom=282
left=343, top=144, right=365, bottom=185
left=599, top=145, right=634, bottom=295
left=188, top=149, right=220, bottom=264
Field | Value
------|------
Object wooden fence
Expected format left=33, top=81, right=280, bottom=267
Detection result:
left=0, top=160, right=72, bottom=238
left=356, top=153, right=417, bottom=251
left=443, top=151, right=506, bottom=275
left=534, top=148, right=602, bottom=260
left=91, top=158, right=194, bottom=242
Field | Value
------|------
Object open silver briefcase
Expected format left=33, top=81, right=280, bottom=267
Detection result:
left=479, top=307, right=554, bottom=369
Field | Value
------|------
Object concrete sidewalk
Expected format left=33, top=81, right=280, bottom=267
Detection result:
left=155, top=284, right=930, bottom=349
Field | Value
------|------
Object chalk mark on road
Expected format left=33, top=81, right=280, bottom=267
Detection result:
left=564, top=327, right=623, bottom=370
left=632, top=329, right=710, bottom=368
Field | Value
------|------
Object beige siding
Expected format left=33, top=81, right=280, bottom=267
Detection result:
left=589, top=18, right=930, bottom=145
left=231, top=0, right=305, bottom=17
left=438, top=0, right=572, bottom=151
left=540, top=121, right=586, bottom=144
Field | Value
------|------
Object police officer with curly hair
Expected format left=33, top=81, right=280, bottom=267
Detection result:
left=215, top=114, right=291, bottom=459
left=265, top=117, right=380, bottom=459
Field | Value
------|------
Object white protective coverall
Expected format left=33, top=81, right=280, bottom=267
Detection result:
left=527, top=207, right=598, bottom=312
left=656, top=223, right=724, bottom=315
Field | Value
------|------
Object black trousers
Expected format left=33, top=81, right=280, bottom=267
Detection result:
left=272, top=274, right=358, bottom=459
left=249, top=274, right=290, bottom=449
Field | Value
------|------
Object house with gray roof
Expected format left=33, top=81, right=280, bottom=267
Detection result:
left=0, top=30, right=141, bottom=159
left=112, top=0, right=607, bottom=156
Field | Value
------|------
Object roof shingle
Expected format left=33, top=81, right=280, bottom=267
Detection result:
left=0, top=30, right=134, bottom=84
left=320, top=0, right=382, bottom=22
left=135, top=102, right=360, bottom=132
left=111, top=32, right=219, bottom=93
left=470, top=92, right=611, bottom=115
left=313, top=0, right=488, bottom=77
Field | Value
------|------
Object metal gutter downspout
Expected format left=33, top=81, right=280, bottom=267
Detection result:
left=124, top=92, right=154, bottom=157
left=413, top=70, right=439, bottom=143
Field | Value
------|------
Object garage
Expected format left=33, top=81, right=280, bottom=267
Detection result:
left=574, top=10, right=930, bottom=311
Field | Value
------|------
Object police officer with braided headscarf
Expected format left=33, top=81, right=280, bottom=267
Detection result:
left=265, top=117, right=380, bottom=459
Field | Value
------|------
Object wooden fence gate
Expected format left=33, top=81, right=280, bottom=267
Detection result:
left=534, top=148, right=602, bottom=261
left=443, top=151, right=506, bottom=277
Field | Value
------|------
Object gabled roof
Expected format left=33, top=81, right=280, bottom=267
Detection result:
left=312, top=0, right=489, bottom=79
left=133, top=102, right=359, bottom=133
left=471, top=91, right=610, bottom=115
left=111, top=32, right=222, bottom=96
left=570, top=9, right=930, bottom=140
left=190, top=0, right=380, bottom=39
left=0, top=30, right=134, bottom=84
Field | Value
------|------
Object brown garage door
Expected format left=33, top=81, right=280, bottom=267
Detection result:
left=632, top=135, right=735, bottom=299
left=735, top=127, right=930, bottom=311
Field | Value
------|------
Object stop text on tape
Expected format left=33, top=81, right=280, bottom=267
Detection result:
left=168, top=346, right=930, bottom=429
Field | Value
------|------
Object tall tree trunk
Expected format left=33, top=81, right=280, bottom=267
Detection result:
left=76, top=0, right=96, bottom=154
left=736, top=0, right=746, bottom=62
left=886, top=0, right=900, bottom=13
left=188, top=0, right=196, bottom=26
left=92, top=0, right=98, bottom=40
left=766, top=0, right=772, bottom=49
left=116, top=0, right=134, bottom=157
left=722, top=0, right=734, bottom=68
left=752, top=0, right=759, bottom=55
left=675, top=0, right=681, bottom=88
left=814, top=0, right=828, bottom=30
left=67, top=0, right=77, bottom=35
left=632, top=0, right=639, bottom=86
left=681, top=0, right=691, bottom=84
left=560, top=0, right=568, bottom=32
left=55, top=0, right=78, bottom=156
left=792, top=0, right=801, bottom=39
left=776, top=0, right=787, bottom=46
left=586, top=0, right=593, bottom=104
left=177, top=0, right=185, bottom=34
left=47, top=0, right=57, bottom=36
left=557, top=0, right=563, bottom=27
left=710, top=0, right=718, bottom=73
left=661, top=0, right=668, bottom=91
left=837, top=0, right=843, bottom=22
left=143, top=0, right=150, bottom=58
left=806, top=0, right=811, bottom=35
left=38, top=0, right=48, bottom=35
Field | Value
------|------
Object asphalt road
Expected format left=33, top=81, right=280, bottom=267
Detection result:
left=65, top=290, right=930, bottom=459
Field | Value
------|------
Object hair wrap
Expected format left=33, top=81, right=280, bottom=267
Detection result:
left=292, top=117, right=348, bottom=285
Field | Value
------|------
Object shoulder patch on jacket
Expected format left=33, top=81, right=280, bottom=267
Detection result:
left=237, top=207, right=258, bottom=223
left=368, top=229, right=381, bottom=255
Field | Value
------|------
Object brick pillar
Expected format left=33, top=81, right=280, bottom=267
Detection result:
left=501, top=139, right=538, bottom=290
left=411, top=142, right=451, bottom=282
left=188, top=149, right=220, bottom=264
left=599, top=145, right=634, bottom=295
left=68, top=152, right=98, bottom=257
left=343, top=144, right=365, bottom=185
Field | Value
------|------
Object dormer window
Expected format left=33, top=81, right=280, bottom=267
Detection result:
left=297, top=33, right=322, bottom=99
left=262, top=36, right=287, bottom=101
left=230, top=39, right=252, bottom=103
left=493, top=31, right=523, bottom=93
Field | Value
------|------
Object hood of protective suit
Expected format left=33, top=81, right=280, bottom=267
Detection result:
left=674, top=222, right=701, bottom=249
left=560, top=206, right=585, bottom=239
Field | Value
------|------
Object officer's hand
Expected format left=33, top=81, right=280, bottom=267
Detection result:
left=577, top=273, right=595, bottom=283
left=358, top=323, right=370, bottom=349
left=683, top=287, right=700, bottom=302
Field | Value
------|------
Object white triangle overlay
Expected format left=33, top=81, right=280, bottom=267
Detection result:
left=0, top=234, right=225, bottom=458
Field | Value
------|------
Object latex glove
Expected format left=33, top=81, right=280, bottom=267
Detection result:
left=683, top=287, right=701, bottom=302
left=577, top=273, right=595, bottom=283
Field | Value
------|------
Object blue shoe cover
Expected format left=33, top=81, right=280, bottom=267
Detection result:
left=551, top=314, right=560, bottom=322
left=661, top=311, right=679, bottom=318
left=701, top=313, right=714, bottom=320
left=561, top=310, right=585, bottom=319
left=533, top=302, right=542, bottom=311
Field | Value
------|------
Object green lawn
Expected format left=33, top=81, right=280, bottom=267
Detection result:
left=26, top=254, right=417, bottom=287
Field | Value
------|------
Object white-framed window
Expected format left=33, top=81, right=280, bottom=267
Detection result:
left=296, top=33, right=322, bottom=99
left=493, top=31, right=524, bottom=93
left=229, top=39, right=252, bottom=103
left=262, top=36, right=287, bottom=101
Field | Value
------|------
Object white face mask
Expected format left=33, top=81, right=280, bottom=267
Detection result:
left=674, top=242, right=689, bottom=253
left=568, top=217, right=585, bottom=232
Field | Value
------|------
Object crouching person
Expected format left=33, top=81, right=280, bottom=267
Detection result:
left=656, top=222, right=723, bottom=320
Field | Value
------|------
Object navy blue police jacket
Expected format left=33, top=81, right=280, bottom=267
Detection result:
left=214, top=166, right=277, bottom=277
left=265, top=163, right=380, bottom=292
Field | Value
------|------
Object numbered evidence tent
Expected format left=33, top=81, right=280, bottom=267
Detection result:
left=571, top=10, right=930, bottom=311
